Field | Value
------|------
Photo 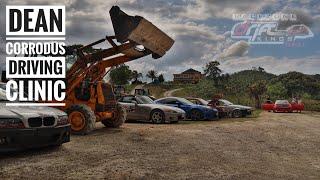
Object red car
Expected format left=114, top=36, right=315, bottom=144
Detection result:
left=262, top=100, right=274, bottom=112
left=273, top=100, right=293, bottom=113
left=262, top=100, right=304, bottom=113
left=291, top=102, right=304, bottom=112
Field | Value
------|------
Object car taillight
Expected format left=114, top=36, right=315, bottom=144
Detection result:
left=57, top=115, right=69, bottom=126
left=0, top=118, right=25, bottom=128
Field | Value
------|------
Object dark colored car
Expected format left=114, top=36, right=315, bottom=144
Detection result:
left=155, top=97, right=218, bottom=120
left=214, top=99, right=253, bottom=118
left=187, top=97, right=225, bottom=118
left=0, top=83, right=70, bottom=152
left=188, top=98, right=253, bottom=118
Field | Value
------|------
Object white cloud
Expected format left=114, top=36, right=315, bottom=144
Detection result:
left=1, top=0, right=319, bottom=80
left=219, top=41, right=250, bottom=59
left=179, top=0, right=276, bottom=20
left=220, top=55, right=320, bottom=75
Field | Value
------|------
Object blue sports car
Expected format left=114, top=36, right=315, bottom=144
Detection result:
left=155, top=97, right=218, bottom=120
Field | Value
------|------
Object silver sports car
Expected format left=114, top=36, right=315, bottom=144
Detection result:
left=119, top=95, right=185, bottom=123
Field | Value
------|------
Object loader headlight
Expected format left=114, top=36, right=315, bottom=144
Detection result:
left=57, top=115, right=69, bottom=126
left=0, top=118, right=25, bottom=128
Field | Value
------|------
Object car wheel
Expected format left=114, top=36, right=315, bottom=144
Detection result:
left=190, top=109, right=204, bottom=120
left=150, top=110, right=165, bottom=124
left=232, top=109, right=242, bottom=118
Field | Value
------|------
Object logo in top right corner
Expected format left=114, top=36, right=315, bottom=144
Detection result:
left=231, top=21, right=314, bottom=46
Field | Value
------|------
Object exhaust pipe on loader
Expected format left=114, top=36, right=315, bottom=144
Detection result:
left=109, top=6, right=174, bottom=59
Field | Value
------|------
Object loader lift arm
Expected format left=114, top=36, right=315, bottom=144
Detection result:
left=62, top=6, right=174, bottom=134
left=66, top=35, right=151, bottom=95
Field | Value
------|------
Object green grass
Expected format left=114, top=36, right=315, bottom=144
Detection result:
left=249, top=109, right=263, bottom=118
left=303, top=99, right=320, bottom=111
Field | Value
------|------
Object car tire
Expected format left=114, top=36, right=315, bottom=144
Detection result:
left=232, top=109, right=242, bottom=118
left=190, top=109, right=204, bottom=120
left=67, top=104, right=96, bottom=135
left=101, top=104, right=127, bottom=128
left=150, top=109, right=165, bottom=124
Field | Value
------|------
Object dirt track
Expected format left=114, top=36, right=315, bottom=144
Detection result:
left=163, top=88, right=183, bottom=97
left=1, top=111, right=320, bottom=179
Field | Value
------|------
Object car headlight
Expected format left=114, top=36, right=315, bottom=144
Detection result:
left=0, top=118, right=25, bottom=128
left=57, top=115, right=69, bottom=126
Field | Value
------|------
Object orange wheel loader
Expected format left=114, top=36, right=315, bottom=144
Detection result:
left=59, top=6, right=174, bottom=134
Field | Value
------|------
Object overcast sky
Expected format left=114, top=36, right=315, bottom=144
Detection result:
left=1, top=0, right=320, bottom=80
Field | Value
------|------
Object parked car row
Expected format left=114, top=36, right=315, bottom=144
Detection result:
left=262, top=100, right=304, bottom=113
left=186, top=97, right=253, bottom=118
left=118, top=95, right=253, bottom=124
left=0, top=81, right=253, bottom=152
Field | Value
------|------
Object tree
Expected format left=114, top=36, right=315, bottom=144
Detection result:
left=258, top=66, right=265, bottom=72
left=110, top=64, right=132, bottom=85
left=204, top=61, right=222, bottom=82
left=146, top=70, right=158, bottom=83
left=267, top=82, right=287, bottom=100
left=248, top=80, right=267, bottom=108
left=158, top=74, right=165, bottom=83
left=131, top=70, right=143, bottom=84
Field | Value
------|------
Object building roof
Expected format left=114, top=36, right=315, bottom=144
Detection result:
left=181, top=68, right=201, bottom=74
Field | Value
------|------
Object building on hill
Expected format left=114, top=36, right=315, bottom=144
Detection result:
left=173, top=68, right=204, bottom=84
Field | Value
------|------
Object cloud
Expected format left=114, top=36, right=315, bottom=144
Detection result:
left=1, top=0, right=319, bottom=80
left=278, top=9, right=314, bottom=29
left=180, top=0, right=276, bottom=20
left=220, top=55, right=320, bottom=75
left=219, top=41, right=250, bottom=59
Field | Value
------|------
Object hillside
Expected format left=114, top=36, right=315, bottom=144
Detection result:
left=172, top=70, right=320, bottom=111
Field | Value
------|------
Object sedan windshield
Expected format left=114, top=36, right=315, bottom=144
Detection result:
left=177, top=98, right=194, bottom=105
left=198, top=98, right=209, bottom=105
left=0, top=88, right=6, bottom=101
left=0, top=83, right=18, bottom=101
left=136, top=96, right=154, bottom=104
left=275, top=100, right=289, bottom=104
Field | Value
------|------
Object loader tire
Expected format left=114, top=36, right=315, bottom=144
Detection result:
left=67, top=104, right=96, bottom=135
left=101, top=104, right=126, bottom=128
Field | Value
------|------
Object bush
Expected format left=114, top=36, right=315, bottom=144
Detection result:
left=303, top=99, right=320, bottom=111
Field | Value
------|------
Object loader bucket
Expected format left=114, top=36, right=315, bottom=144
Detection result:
left=109, top=6, right=174, bottom=58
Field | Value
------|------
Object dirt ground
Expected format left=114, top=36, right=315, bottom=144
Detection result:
left=1, top=111, right=320, bottom=180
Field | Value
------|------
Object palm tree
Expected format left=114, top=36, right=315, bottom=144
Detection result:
left=146, top=70, right=158, bottom=83
left=158, top=74, right=165, bottom=83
